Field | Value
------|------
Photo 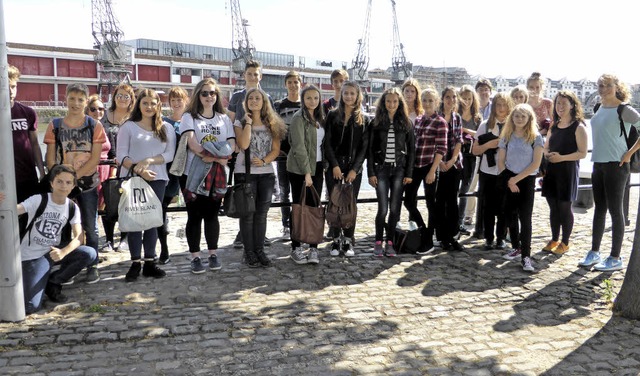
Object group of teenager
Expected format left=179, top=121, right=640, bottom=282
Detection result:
left=6, top=60, right=640, bottom=314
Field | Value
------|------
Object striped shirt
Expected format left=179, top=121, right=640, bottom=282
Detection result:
left=385, top=126, right=396, bottom=163
left=414, top=113, right=448, bottom=168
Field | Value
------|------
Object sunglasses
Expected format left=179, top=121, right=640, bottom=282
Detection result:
left=116, top=94, right=131, bottom=100
left=200, top=91, right=217, bottom=97
left=90, top=107, right=105, bottom=112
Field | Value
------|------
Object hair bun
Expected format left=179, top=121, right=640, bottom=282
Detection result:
left=530, top=72, right=541, bottom=79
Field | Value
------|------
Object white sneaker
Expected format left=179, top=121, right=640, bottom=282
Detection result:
left=343, top=240, right=355, bottom=257
left=522, top=257, right=535, bottom=272
left=330, top=240, right=341, bottom=257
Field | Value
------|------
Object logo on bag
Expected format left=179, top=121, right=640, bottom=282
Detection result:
left=133, top=188, right=147, bottom=204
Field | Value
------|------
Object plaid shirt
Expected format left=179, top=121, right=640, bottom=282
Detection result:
left=444, top=112, right=464, bottom=170
left=413, top=113, right=448, bottom=168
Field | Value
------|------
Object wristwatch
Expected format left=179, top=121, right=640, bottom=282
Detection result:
left=261, top=159, right=266, bottom=167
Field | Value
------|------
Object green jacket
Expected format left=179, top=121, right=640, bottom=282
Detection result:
left=286, top=111, right=321, bottom=175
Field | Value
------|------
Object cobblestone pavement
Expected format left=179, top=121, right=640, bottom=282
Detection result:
left=2, top=190, right=640, bottom=375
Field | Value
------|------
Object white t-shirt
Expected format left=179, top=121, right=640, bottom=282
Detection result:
left=20, top=193, right=81, bottom=261
left=179, top=112, right=235, bottom=174
left=233, top=121, right=275, bottom=175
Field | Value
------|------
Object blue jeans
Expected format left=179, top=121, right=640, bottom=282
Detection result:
left=592, top=162, right=629, bottom=258
left=276, top=160, right=291, bottom=229
left=127, top=180, right=166, bottom=260
left=75, top=186, right=99, bottom=264
left=22, top=245, right=97, bottom=314
left=236, top=173, right=275, bottom=253
left=373, top=163, right=406, bottom=241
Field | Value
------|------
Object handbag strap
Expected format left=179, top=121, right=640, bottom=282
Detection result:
left=300, top=184, right=321, bottom=208
left=245, top=147, right=251, bottom=175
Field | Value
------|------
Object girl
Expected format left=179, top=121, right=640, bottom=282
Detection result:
left=116, top=89, right=175, bottom=282
left=44, top=83, right=106, bottom=285
left=287, top=85, right=325, bottom=265
left=401, top=78, right=424, bottom=124
left=510, top=85, right=529, bottom=105
left=541, top=91, right=588, bottom=255
left=457, top=85, right=482, bottom=236
left=527, top=72, right=553, bottom=136
left=472, top=92, right=513, bottom=251
left=180, top=79, right=234, bottom=274
left=579, top=74, right=640, bottom=271
left=235, top=88, right=286, bottom=267
left=437, top=86, right=464, bottom=251
left=158, top=86, right=189, bottom=265
left=498, top=104, right=544, bottom=272
left=403, top=87, right=447, bottom=254
left=324, top=81, right=370, bottom=257
left=368, top=87, right=415, bottom=257
left=102, top=83, right=135, bottom=252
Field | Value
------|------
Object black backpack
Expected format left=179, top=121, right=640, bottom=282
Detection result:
left=594, top=103, right=640, bottom=173
left=19, top=193, right=76, bottom=247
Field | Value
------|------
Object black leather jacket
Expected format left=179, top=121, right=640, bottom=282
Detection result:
left=367, top=122, right=416, bottom=178
left=324, top=110, right=370, bottom=174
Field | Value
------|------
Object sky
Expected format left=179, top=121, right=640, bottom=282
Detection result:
left=5, top=0, right=640, bottom=84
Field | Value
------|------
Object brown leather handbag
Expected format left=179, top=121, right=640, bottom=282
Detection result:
left=291, top=185, right=325, bottom=245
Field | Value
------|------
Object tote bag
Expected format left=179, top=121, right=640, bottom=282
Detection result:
left=291, top=185, right=325, bottom=245
left=118, top=176, right=163, bottom=232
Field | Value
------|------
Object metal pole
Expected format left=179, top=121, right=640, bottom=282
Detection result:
left=0, top=0, right=26, bottom=322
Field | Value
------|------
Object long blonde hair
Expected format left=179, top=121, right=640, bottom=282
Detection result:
left=500, top=103, right=538, bottom=145
left=487, top=92, right=513, bottom=131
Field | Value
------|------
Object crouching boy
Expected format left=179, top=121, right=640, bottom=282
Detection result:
left=2, top=164, right=97, bottom=314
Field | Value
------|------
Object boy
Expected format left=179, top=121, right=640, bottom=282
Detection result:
left=475, top=78, right=493, bottom=120
left=0, top=165, right=97, bottom=314
left=322, top=69, right=349, bottom=114
left=44, top=83, right=106, bottom=283
left=274, top=71, right=302, bottom=239
left=9, top=65, right=45, bottom=203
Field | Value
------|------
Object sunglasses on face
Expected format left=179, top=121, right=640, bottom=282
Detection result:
left=90, top=107, right=105, bottom=112
left=116, top=94, right=131, bottom=100
left=200, top=91, right=217, bottom=97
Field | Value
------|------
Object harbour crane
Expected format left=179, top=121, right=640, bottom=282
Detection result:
left=349, top=0, right=372, bottom=86
left=229, top=0, right=255, bottom=86
left=91, top=0, right=131, bottom=100
left=390, top=0, right=412, bottom=85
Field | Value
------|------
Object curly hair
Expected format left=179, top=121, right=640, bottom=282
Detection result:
left=242, top=88, right=286, bottom=140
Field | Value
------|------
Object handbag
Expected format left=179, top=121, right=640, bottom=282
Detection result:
left=223, top=148, right=256, bottom=218
left=393, top=225, right=423, bottom=254
left=117, top=176, right=163, bottom=232
left=325, top=181, right=357, bottom=229
left=291, top=185, right=325, bottom=245
left=101, top=165, right=132, bottom=222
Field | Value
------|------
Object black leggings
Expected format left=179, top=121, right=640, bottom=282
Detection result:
left=546, top=197, right=573, bottom=245
left=185, top=195, right=223, bottom=253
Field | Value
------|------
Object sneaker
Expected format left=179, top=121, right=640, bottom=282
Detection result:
left=158, top=256, right=172, bottom=265
left=483, top=241, right=494, bottom=251
left=125, top=261, right=141, bottom=282
left=291, top=247, right=308, bottom=264
left=503, top=248, right=522, bottom=261
left=458, top=226, right=470, bottom=236
left=142, top=261, right=166, bottom=278
left=208, top=254, right=222, bottom=270
left=416, top=235, right=435, bottom=255
left=578, top=251, right=602, bottom=267
left=552, top=242, right=570, bottom=255
left=307, top=248, right=320, bottom=264
left=256, top=249, right=272, bottom=267
left=343, top=239, right=355, bottom=257
left=101, top=241, right=114, bottom=253
left=281, top=227, right=291, bottom=241
left=522, top=257, right=535, bottom=272
left=85, top=267, right=100, bottom=284
left=45, top=283, right=67, bottom=303
left=233, top=240, right=243, bottom=249
left=60, top=276, right=75, bottom=286
left=330, top=240, right=341, bottom=257
left=449, top=240, right=464, bottom=252
left=495, top=239, right=507, bottom=250
left=117, top=239, right=129, bottom=252
left=594, top=256, right=624, bottom=272
left=191, top=257, right=206, bottom=274
left=384, top=241, right=396, bottom=257
left=542, top=240, right=560, bottom=253
left=373, top=241, right=384, bottom=257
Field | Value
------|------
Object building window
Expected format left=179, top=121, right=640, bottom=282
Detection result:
left=203, top=54, right=213, bottom=60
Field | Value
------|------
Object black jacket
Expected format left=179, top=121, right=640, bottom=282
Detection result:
left=324, top=110, right=370, bottom=174
left=367, top=121, right=415, bottom=178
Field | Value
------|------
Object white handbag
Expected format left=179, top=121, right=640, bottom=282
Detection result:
left=117, top=176, right=163, bottom=232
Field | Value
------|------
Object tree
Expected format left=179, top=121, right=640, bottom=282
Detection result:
left=613, top=193, right=640, bottom=318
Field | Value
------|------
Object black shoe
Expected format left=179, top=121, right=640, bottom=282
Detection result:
left=256, top=249, right=272, bottom=267
left=495, top=239, right=506, bottom=250
left=483, top=241, right=494, bottom=251
left=244, top=250, right=261, bottom=268
left=450, top=240, right=464, bottom=251
left=125, top=261, right=142, bottom=282
left=45, top=282, right=67, bottom=303
left=158, top=257, right=171, bottom=265
left=458, top=226, right=470, bottom=236
left=143, top=261, right=166, bottom=278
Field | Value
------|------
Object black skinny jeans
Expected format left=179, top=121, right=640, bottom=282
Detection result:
left=289, top=162, right=324, bottom=249
left=458, top=153, right=477, bottom=225
left=373, top=163, right=406, bottom=242
left=404, top=165, right=437, bottom=231
left=479, top=171, right=506, bottom=243
left=236, top=173, right=275, bottom=254
left=592, top=162, right=630, bottom=258
left=435, top=167, right=461, bottom=243
left=503, top=172, right=536, bottom=258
